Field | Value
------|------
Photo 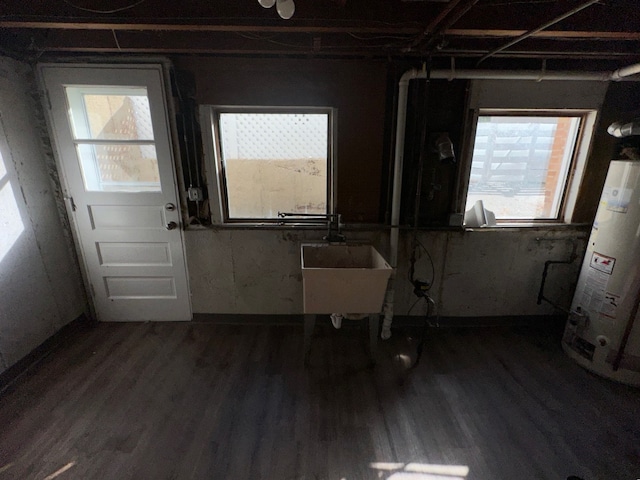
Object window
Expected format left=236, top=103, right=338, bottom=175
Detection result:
left=210, top=107, right=334, bottom=222
left=0, top=144, right=25, bottom=262
left=465, top=112, right=583, bottom=221
left=65, top=86, right=161, bottom=192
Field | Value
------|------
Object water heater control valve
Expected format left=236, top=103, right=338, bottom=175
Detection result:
left=568, top=308, right=589, bottom=329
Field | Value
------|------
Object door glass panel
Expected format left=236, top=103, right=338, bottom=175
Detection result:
left=66, top=87, right=154, bottom=141
left=84, top=93, right=154, bottom=140
left=76, top=143, right=160, bottom=192
left=65, top=86, right=161, bottom=192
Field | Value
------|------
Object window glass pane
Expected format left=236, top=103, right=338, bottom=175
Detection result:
left=219, top=113, right=328, bottom=219
left=76, top=143, right=160, bottom=192
left=466, top=115, right=580, bottom=219
left=0, top=150, right=25, bottom=262
left=66, top=87, right=154, bottom=141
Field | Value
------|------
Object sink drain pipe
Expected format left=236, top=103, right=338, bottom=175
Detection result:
left=380, top=62, right=640, bottom=340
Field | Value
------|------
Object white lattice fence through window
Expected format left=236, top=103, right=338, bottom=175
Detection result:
left=218, top=113, right=329, bottom=219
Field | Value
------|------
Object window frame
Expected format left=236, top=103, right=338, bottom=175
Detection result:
left=460, top=108, right=596, bottom=225
left=205, top=105, right=337, bottom=226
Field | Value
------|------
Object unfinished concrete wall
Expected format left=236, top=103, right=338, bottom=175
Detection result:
left=0, top=57, right=86, bottom=374
left=186, top=227, right=586, bottom=318
left=179, top=57, right=599, bottom=320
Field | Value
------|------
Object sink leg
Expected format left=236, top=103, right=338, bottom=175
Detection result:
left=303, top=314, right=316, bottom=366
left=368, top=313, right=380, bottom=365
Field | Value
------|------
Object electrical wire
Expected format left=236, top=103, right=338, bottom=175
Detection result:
left=410, top=294, right=436, bottom=370
left=408, top=59, right=432, bottom=288
left=404, top=61, right=438, bottom=373
left=234, top=32, right=309, bottom=49
left=234, top=32, right=280, bottom=41
left=170, top=68, right=195, bottom=191
left=111, top=30, right=122, bottom=51
left=61, top=0, right=147, bottom=14
left=313, top=43, right=407, bottom=50
left=2, top=12, right=423, bottom=29
left=407, top=296, right=423, bottom=316
left=413, top=236, right=436, bottom=289
left=479, top=0, right=557, bottom=5
left=347, top=32, right=413, bottom=41
left=234, top=31, right=409, bottom=50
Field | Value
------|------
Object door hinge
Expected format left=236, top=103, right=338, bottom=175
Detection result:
left=65, top=195, right=77, bottom=212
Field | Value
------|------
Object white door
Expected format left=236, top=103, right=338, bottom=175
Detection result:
left=40, top=64, right=191, bottom=322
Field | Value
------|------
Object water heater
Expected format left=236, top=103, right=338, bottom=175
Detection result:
left=564, top=160, right=640, bottom=386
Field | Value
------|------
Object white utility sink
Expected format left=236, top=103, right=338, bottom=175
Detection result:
left=301, top=244, right=393, bottom=314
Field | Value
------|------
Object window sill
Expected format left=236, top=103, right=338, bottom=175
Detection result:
left=186, top=222, right=329, bottom=231
left=184, top=221, right=591, bottom=232
left=464, top=222, right=591, bottom=231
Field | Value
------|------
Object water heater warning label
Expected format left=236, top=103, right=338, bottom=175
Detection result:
left=601, top=292, right=620, bottom=319
left=581, top=268, right=609, bottom=316
left=590, top=252, right=616, bottom=275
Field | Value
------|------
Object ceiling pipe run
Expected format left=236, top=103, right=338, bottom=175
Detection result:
left=407, top=0, right=464, bottom=50
left=407, top=0, right=480, bottom=52
left=611, top=62, right=640, bottom=81
left=380, top=62, right=640, bottom=340
left=421, top=0, right=480, bottom=52
left=477, top=0, right=601, bottom=65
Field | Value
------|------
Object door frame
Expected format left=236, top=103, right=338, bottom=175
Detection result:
left=37, top=61, right=192, bottom=322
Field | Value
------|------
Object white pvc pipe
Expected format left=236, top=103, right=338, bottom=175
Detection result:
left=381, top=68, right=417, bottom=340
left=381, top=63, right=640, bottom=340
left=399, top=68, right=614, bottom=82
left=397, top=65, right=640, bottom=83
left=611, top=62, right=640, bottom=81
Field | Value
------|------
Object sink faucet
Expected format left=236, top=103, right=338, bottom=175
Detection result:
left=277, top=212, right=346, bottom=243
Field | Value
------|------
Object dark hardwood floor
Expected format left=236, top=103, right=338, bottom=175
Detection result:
left=0, top=320, right=638, bottom=480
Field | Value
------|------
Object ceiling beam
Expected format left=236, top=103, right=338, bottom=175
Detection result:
left=30, top=44, right=638, bottom=60
left=4, top=21, right=639, bottom=42
left=0, top=20, right=420, bottom=35
left=446, top=29, right=640, bottom=41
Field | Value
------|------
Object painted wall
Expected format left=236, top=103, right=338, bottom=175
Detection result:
left=0, top=57, right=86, bottom=374
left=173, top=56, right=389, bottom=223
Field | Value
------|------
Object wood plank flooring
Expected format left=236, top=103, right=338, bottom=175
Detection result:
left=0, top=321, right=638, bottom=480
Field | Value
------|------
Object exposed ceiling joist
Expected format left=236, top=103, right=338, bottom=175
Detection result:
left=446, top=29, right=640, bottom=41
left=3, top=21, right=640, bottom=41
left=1, top=0, right=640, bottom=66
left=0, top=20, right=422, bottom=35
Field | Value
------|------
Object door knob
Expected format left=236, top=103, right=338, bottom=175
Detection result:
left=165, top=203, right=176, bottom=211
left=166, top=221, right=178, bottom=230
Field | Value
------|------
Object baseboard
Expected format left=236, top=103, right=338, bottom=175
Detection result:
left=192, top=313, right=567, bottom=329
left=0, top=313, right=94, bottom=395
left=193, top=313, right=308, bottom=325
left=392, top=314, right=567, bottom=329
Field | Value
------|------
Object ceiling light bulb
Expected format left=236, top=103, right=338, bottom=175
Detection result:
left=258, top=0, right=276, bottom=8
left=276, top=0, right=295, bottom=19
